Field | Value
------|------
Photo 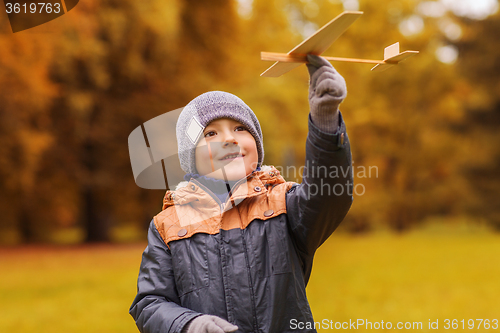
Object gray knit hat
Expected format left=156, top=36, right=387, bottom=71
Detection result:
left=176, top=91, right=264, bottom=174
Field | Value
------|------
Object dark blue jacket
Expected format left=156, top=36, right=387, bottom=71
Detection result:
left=130, top=113, right=353, bottom=333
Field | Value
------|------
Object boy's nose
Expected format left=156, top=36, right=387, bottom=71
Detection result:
left=222, top=132, right=238, bottom=146
left=223, top=139, right=238, bottom=147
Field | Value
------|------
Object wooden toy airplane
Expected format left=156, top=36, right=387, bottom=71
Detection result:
left=261, top=11, right=419, bottom=77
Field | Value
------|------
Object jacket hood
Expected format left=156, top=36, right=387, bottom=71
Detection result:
left=162, top=165, right=284, bottom=211
left=155, top=164, right=296, bottom=246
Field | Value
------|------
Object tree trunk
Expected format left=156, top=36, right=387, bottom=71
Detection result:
left=83, top=186, right=110, bottom=243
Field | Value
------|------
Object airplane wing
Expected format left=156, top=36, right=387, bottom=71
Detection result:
left=370, top=51, right=419, bottom=71
left=371, top=43, right=419, bottom=72
left=261, top=11, right=363, bottom=77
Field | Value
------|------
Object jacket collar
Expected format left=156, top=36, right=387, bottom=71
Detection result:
left=162, top=165, right=284, bottom=210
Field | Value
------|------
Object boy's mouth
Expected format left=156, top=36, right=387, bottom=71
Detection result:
left=220, top=152, right=244, bottom=161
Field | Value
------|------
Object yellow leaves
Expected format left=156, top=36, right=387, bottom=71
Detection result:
left=466, top=88, right=495, bottom=111
left=0, top=0, right=498, bottom=240
left=67, top=91, right=94, bottom=116
left=65, top=91, right=95, bottom=142
left=435, top=94, right=464, bottom=122
left=0, top=34, right=57, bottom=110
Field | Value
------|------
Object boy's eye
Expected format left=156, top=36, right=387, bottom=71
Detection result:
left=204, top=126, right=246, bottom=138
left=204, top=131, right=216, bottom=138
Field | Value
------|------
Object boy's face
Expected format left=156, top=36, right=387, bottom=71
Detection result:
left=195, top=118, right=258, bottom=181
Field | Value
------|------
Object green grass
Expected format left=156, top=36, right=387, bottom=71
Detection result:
left=0, top=244, right=143, bottom=333
left=308, top=226, right=500, bottom=331
left=1, top=226, right=499, bottom=332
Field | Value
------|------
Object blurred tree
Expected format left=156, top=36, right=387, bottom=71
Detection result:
left=46, top=0, right=192, bottom=242
left=1, top=0, right=498, bottom=244
left=178, top=0, right=240, bottom=88
left=0, top=17, right=57, bottom=242
left=452, top=11, right=500, bottom=230
left=45, top=0, right=242, bottom=242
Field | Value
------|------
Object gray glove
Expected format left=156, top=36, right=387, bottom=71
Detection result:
left=182, top=315, right=239, bottom=333
left=306, top=54, right=347, bottom=133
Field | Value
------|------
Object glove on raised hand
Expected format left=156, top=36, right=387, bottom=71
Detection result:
left=182, top=315, right=239, bottom=333
left=306, top=54, right=347, bottom=133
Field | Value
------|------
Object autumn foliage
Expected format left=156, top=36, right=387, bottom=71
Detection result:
left=0, top=0, right=498, bottom=244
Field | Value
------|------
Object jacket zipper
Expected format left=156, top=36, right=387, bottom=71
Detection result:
left=191, top=175, right=259, bottom=330
left=190, top=176, right=249, bottom=215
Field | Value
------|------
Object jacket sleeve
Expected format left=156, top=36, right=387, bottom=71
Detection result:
left=129, top=221, right=202, bottom=333
left=286, top=111, right=353, bottom=283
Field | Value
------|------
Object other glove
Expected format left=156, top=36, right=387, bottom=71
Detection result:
left=182, top=315, right=239, bottom=333
left=306, top=54, right=347, bottom=133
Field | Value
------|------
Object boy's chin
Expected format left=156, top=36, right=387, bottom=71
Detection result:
left=206, top=161, right=250, bottom=181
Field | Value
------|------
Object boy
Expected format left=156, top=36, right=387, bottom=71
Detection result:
left=130, top=55, right=353, bottom=333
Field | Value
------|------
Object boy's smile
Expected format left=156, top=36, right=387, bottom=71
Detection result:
left=195, top=118, right=259, bottom=181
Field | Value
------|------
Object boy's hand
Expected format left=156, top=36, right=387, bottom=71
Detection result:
left=306, top=54, right=347, bottom=132
left=183, top=315, right=239, bottom=333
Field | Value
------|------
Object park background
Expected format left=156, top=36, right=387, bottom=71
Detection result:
left=1, top=0, right=499, bottom=331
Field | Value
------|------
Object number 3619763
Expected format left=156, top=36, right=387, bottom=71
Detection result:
left=444, top=319, right=498, bottom=330
left=5, top=3, right=62, bottom=14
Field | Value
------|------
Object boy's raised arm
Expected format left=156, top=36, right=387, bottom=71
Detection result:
left=286, top=54, right=353, bottom=282
left=307, top=54, right=347, bottom=133
left=129, top=221, right=202, bottom=333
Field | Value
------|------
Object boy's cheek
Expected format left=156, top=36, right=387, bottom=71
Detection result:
left=194, top=144, right=212, bottom=175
